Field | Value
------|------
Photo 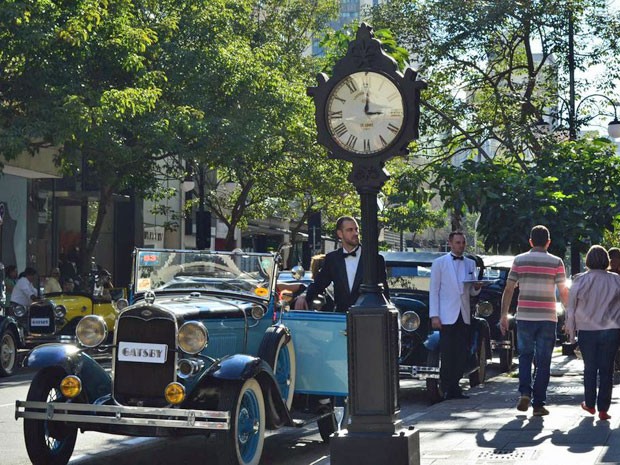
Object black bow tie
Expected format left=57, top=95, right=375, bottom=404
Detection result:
left=451, top=254, right=464, bottom=260
left=343, top=247, right=359, bottom=258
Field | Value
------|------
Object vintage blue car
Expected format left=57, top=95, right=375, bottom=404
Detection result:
left=15, top=248, right=347, bottom=465
left=382, top=251, right=492, bottom=404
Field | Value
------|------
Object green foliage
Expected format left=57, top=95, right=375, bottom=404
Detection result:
left=435, top=137, right=620, bottom=257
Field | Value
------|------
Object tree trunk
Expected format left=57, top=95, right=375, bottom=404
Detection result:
left=79, top=186, right=114, bottom=289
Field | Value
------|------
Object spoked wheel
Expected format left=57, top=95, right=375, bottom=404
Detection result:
left=24, top=368, right=77, bottom=465
left=0, top=329, right=17, bottom=377
left=425, top=350, right=443, bottom=404
left=469, top=337, right=488, bottom=387
left=215, top=378, right=266, bottom=465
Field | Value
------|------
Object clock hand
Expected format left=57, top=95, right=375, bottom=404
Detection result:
left=364, top=92, right=370, bottom=114
left=366, top=111, right=383, bottom=115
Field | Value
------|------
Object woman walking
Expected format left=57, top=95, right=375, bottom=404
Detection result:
left=566, top=245, right=620, bottom=421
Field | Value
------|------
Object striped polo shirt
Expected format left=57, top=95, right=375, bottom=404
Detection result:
left=507, top=249, right=566, bottom=322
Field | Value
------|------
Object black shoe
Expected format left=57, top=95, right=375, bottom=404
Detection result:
left=444, top=392, right=470, bottom=400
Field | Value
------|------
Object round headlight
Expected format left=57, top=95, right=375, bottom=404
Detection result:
left=76, top=315, right=108, bottom=348
left=113, top=298, right=129, bottom=312
left=13, top=305, right=26, bottom=317
left=60, top=375, right=82, bottom=398
left=250, top=304, right=266, bottom=320
left=54, top=305, right=67, bottom=318
left=476, top=301, right=494, bottom=318
left=401, top=311, right=421, bottom=332
left=165, top=382, right=186, bottom=405
left=177, top=321, right=208, bottom=354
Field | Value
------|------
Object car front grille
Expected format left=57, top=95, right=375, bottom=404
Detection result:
left=113, top=307, right=177, bottom=407
left=28, top=302, right=55, bottom=334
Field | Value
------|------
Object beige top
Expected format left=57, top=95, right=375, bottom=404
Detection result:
left=565, top=269, right=620, bottom=340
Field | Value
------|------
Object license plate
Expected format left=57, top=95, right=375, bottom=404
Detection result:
left=118, top=342, right=168, bottom=364
left=30, top=318, right=50, bottom=327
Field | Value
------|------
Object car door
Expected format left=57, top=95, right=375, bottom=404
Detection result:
left=281, top=310, right=348, bottom=396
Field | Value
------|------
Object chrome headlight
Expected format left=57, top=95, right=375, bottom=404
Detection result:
left=13, top=305, right=26, bottom=317
left=250, top=304, right=265, bottom=320
left=113, top=298, right=129, bottom=312
left=476, top=301, right=494, bottom=318
left=401, top=311, right=421, bottom=332
left=177, top=321, right=208, bottom=354
left=54, top=305, right=67, bottom=318
left=76, top=315, right=108, bottom=348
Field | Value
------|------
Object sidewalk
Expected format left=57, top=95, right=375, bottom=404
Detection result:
left=403, top=351, right=620, bottom=465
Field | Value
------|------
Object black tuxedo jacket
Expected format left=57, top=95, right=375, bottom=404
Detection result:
left=305, top=248, right=389, bottom=312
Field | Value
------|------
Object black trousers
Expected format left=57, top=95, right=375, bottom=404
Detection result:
left=439, top=313, right=470, bottom=396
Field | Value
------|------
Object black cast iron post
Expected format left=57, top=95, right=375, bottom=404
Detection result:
left=307, top=23, right=425, bottom=464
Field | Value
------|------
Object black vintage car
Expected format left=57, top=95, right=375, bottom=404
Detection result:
left=381, top=251, right=492, bottom=403
left=476, top=255, right=518, bottom=372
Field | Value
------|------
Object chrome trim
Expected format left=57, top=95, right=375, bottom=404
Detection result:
left=399, top=364, right=440, bottom=380
left=490, top=340, right=513, bottom=350
left=15, top=401, right=230, bottom=430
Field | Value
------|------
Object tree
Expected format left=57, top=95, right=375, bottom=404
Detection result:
left=0, top=0, right=182, bottom=275
left=369, top=0, right=620, bottom=252
left=155, top=0, right=341, bottom=250
left=436, top=137, right=620, bottom=259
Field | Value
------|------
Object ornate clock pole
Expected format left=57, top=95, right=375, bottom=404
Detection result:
left=308, top=23, right=425, bottom=465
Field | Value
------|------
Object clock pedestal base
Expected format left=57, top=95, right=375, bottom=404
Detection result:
left=330, top=427, right=420, bottom=465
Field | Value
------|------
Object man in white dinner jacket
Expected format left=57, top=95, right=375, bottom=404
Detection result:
left=429, top=231, right=481, bottom=400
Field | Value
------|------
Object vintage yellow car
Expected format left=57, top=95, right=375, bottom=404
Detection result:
left=0, top=288, right=127, bottom=377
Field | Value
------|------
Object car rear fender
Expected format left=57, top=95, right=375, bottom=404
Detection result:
left=194, top=354, right=293, bottom=429
left=24, top=343, right=111, bottom=400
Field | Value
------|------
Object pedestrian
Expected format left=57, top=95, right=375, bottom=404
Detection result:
left=295, top=216, right=389, bottom=312
left=62, top=278, right=75, bottom=293
left=429, top=230, right=482, bottom=400
left=565, top=245, right=620, bottom=421
left=4, top=264, right=17, bottom=307
left=500, top=225, right=569, bottom=416
left=608, top=247, right=620, bottom=274
left=10, top=267, right=39, bottom=308
left=44, top=268, right=62, bottom=294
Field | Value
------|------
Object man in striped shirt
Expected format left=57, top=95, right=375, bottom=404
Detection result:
left=500, top=225, right=569, bottom=416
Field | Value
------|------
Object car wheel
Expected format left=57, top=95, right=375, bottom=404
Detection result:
left=0, top=328, right=17, bottom=377
left=258, top=326, right=296, bottom=409
left=24, top=368, right=77, bottom=465
left=215, top=378, right=265, bottom=465
left=425, top=350, right=443, bottom=404
left=499, top=330, right=515, bottom=373
left=469, top=337, right=488, bottom=387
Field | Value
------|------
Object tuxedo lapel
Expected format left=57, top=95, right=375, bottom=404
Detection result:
left=334, top=253, right=351, bottom=297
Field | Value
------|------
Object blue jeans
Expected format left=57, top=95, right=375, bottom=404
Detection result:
left=578, top=329, right=620, bottom=412
left=517, top=320, right=556, bottom=407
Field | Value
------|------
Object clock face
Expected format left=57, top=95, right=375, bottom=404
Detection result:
left=326, top=71, right=405, bottom=155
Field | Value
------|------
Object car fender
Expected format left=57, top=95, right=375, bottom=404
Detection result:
left=189, top=354, right=293, bottom=429
left=472, top=316, right=492, bottom=359
left=0, top=314, right=24, bottom=348
left=25, top=343, right=111, bottom=401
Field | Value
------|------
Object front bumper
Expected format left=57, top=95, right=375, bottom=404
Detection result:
left=399, top=365, right=439, bottom=379
left=15, top=401, right=230, bottom=431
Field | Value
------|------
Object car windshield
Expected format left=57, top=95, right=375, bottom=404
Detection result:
left=386, top=264, right=432, bottom=291
left=133, top=249, right=276, bottom=300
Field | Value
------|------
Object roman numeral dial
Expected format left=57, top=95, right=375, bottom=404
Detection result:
left=326, top=71, right=405, bottom=155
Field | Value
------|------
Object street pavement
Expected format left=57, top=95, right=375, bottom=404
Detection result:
left=322, top=350, right=620, bottom=465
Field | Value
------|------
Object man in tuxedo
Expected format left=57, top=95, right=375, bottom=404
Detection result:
left=429, top=231, right=481, bottom=400
left=295, top=216, right=389, bottom=311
